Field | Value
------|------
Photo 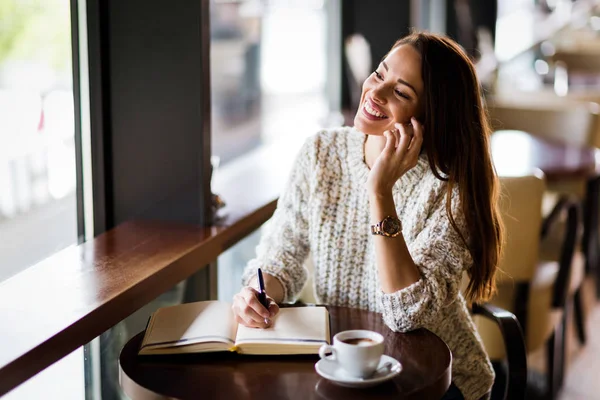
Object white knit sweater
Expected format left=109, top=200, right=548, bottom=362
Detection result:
left=242, top=127, right=495, bottom=400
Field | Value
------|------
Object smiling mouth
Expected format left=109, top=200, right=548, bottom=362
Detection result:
left=363, top=100, right=388, bottom=119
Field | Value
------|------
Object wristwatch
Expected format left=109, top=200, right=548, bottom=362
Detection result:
left=371, top=215, right=402, bottom=237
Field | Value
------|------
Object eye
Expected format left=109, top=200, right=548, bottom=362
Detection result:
left=395, top=89, right=410, bottom=100
left=374, top=71, right=383, bottom=80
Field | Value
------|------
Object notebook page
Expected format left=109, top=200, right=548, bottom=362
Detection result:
left=142, top=301, right=237, bottom=350
left=235, top=307, right=329, bottom=345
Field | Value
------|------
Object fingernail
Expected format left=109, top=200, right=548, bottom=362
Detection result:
left=264, top=318, right=271, bottom=326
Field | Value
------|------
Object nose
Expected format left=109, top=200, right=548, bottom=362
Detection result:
left=370, top=82, right=389, bottom=104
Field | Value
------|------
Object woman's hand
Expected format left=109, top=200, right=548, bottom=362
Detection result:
left=232, top=286, right=280, bottom=329
left=366, top=117, right=424, bottom=196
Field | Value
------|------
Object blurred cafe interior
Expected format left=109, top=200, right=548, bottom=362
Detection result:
left=3, top=0, right=600, bottom=399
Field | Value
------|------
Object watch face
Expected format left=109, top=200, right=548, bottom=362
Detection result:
left=382, top=216, right=401, bottom=235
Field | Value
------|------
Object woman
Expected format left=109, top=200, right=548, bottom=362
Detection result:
left=232, top=31, right=503, bottom=400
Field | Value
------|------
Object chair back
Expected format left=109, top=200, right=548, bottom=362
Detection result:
left=496, top=174, right=546, bottom=283
left=473, top=173, right=546, bottom=361
left=487, top=101, right=600, bottom=147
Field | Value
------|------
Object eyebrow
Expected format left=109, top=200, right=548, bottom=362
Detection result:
left=382, top=61, right=418, bottom=96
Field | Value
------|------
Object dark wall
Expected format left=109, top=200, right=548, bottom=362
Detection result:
left=341, top=0, right=411, bottom=109
left=445, top=0, right=498, bottom=59
left=88, top=0, right=212, bottom=232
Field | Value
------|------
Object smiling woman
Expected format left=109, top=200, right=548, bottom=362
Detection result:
left=234, top=31, right=503, bottom=400
left=355, top=45, right=423, bottom=134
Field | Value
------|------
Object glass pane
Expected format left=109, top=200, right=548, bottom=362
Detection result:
left=211, top=0, right=330, bottom=166
left=212, top=0, right=333, bottom=305
left=0, top=1, right=82, bottom=398
left=88, top=280, right=191, bottom=400
left=0, top=0, right=78, bottom=284
left=218, top=228, right=262, bottom=302
left=495, top=0, right=538, bottom=61
left=82, top=250, right=209, bottom=398
left=3, top=348, right=84, bottom=400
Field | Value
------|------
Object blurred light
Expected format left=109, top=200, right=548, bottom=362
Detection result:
left=554, top=61, right=569, bottom=97
left=491, top=131, right=533, bottom=177
left=534, top=59, right=549, bottom=75
left=589, top=102, right=600, bottom=115
left=591, top=16, right=600, bottom=31
left=540, top=41, right=556, bottom=57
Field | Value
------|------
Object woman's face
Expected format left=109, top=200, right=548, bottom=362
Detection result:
left=354, top=44, right=424, bottom=135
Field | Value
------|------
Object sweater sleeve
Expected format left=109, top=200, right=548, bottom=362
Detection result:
left=241, top=137, right=315, bottom=302
left=379, top=188, right=472, bottom=332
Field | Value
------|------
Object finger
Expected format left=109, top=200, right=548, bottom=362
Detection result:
left=234, top=292, right=269, bottom=326
left=241, top=287, right=270, bottom=318
left=394, top=123, right=412, bottom=156
left=240, top=305, right=270, bottom=328
left=408, top=117, right=424, bottom=152
left=234, top=313, right=264, bottom=329
left=233, top=292, right=270, bottom=328
left=267, top=299, right=279, bottom=317
left=232, top=301, right=257, bottom=328
left=383, top=130, right=395, bottom=153
left=241, top=296, right=271, bottom=326
left=390, top=127, right=401, bottom=147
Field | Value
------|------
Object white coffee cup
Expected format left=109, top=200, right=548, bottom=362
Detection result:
left=318, top=330, right=385, bottom=378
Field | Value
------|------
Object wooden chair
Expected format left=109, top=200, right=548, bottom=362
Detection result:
left=471, top=303, right=527, bottom=400
left=474, top=174, right=580, bottom=399
left=487, top=99, right=593, bottom=319
left=540, top=197, right=587, bottom=345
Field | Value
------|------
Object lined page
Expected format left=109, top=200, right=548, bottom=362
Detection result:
left=235, top=307, right=329, bottom=344
left=141, top=301, right=237, bottom=349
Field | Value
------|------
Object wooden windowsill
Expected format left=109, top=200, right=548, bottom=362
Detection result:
left=0, top=138, right=302, bottom=396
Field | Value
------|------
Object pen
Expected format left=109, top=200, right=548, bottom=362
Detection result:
left=257, top=268, right=269, bottom=309
left=257, top=268, right=270, bottom=325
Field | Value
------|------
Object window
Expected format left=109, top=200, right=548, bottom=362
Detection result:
left=0, top=1, right=84, bottom=399
left=0, top=0, right=80, bottom=284
left=211, top=0, right=337, bottom=302
left=211, top=0, right=331, bottom=166
left=0, top=1, right=340, bottom=398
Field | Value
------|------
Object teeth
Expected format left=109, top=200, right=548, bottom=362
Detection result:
left=364, top=102, right=386, bottom=118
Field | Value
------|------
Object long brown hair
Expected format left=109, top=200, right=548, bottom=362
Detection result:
left=391, top=31, right=503, bottom=302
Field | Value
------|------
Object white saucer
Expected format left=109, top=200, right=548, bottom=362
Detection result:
left=314, top=355, right=402, bottom=388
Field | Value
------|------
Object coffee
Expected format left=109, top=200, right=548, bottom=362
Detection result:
left=341, top=338, right=377, bottom=346
left=320, top=330, right=385, bottom=378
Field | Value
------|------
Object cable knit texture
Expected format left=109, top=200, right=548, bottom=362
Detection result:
left=242, top=127, right=495, bottom=400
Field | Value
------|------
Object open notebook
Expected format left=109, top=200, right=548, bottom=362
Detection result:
left=139, top=301, right=330, bottom=356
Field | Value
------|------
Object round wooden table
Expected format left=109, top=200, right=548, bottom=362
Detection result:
left=491, top=130, right=600, bottom=181
left=119, top=306, right=452, bottom=400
